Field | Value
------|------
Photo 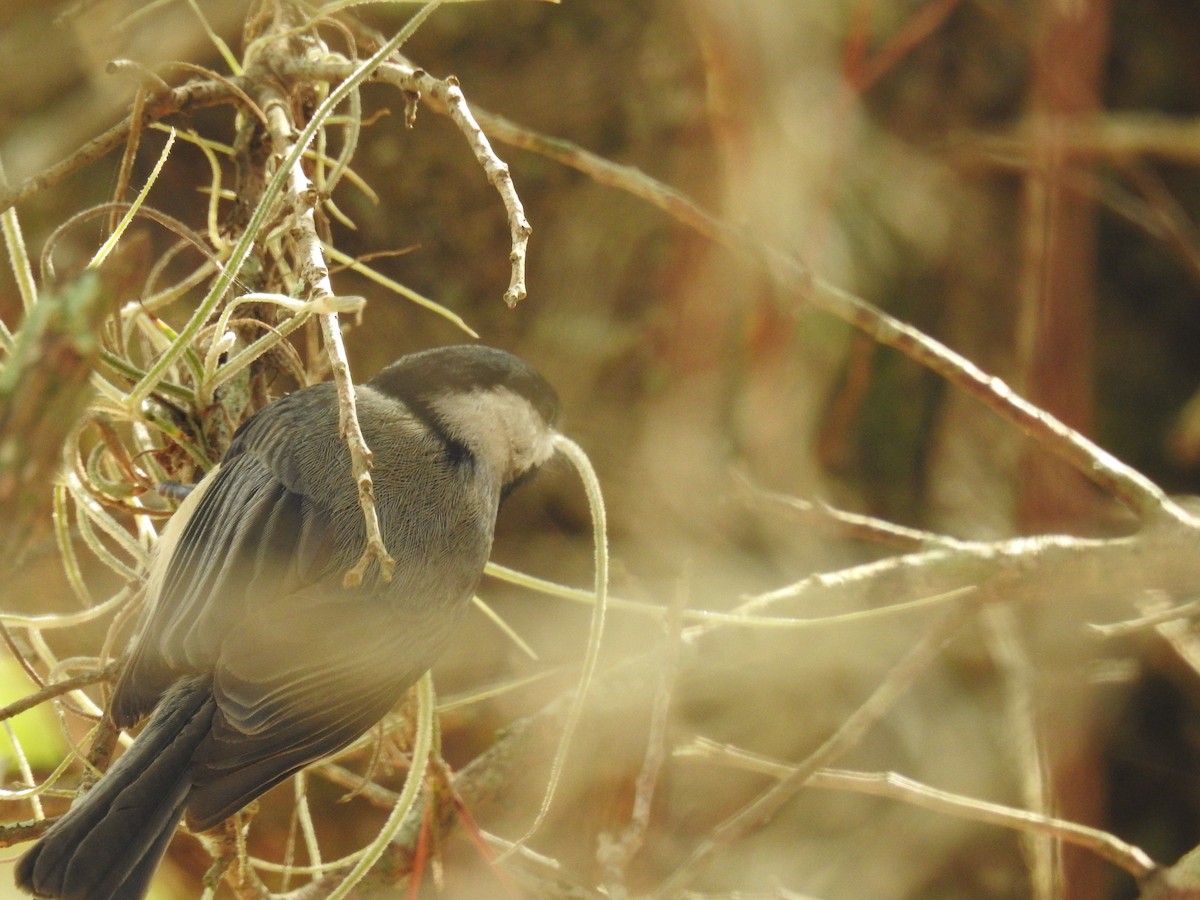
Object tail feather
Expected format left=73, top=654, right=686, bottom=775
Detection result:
left=16, top=678, right=216, bottom=900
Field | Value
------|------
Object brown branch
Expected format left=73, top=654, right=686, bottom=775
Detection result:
left=0, top=664, right=119, bottom=724
left=652, top=600, right=980, bottom=897
left=0, top=818, right=63, bottom=848
left=679, top=738, right=1159, bottom=883
left=460, top=113, right=1188, bottom=526
left=0, top=77, right=240, bottom=216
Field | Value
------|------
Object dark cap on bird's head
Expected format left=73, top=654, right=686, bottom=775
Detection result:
left=368, top=344, right=562, bottom=486
left=368, top=344, right=560, bottom=426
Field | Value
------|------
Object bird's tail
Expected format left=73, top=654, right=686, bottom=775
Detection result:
left=16, top=678, right=215, bottom=900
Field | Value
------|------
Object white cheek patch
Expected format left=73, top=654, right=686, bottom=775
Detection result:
left=430, top=387, right=557, bottom=481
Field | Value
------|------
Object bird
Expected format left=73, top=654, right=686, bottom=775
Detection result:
left=16, top=344, right=561, bottom=900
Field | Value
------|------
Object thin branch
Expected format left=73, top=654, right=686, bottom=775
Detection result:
left=0, top=621, right=45, bottom=690
left=460, top=112, right=1190, bottom=526
left=678, top=738, right=1159, bottom=883
left=597, top=575, right=686, bottom=898
left=0, top=818, right=61, bottom=847
left=319, top=311, right=396, bottom=585
left=952, top=111, right=1200, bottom=168
left=653, top=599, right=980, bottom=897
left=245, top=3, right=449, bottom=589
left=473, top=107, right=724, bottom=243
left=0, top=77, right=239, bottom=216
left=692, top=534, right=1102, bottom=640
left=1089, top=596, right=1200, bottom=638
left=278, top=55, right=532, bottom=307
left=982, top=604, right=1059, bottom=898
left=268, top=141, right=395, bottom=580
left=733, top=469, right=971, bottom=552
left=0, top=663, right=118, bottom=724
left=411, top=71, right=531, bottom=307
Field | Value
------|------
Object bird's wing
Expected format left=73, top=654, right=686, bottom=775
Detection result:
left=111, top=385, right=480, bottom=830
left=183, top=593, right=445, bottom=830
left=111, top=387, right=353, bottom=725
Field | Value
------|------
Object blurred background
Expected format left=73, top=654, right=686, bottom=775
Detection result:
left=2, top=1, right=1200, bottom=897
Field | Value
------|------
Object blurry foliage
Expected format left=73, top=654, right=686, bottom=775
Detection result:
left=0, top=660, right=67, bottom=776
left=2, top=1, right=1200, bottom=899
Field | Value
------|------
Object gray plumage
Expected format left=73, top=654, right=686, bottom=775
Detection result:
left=16, top=345, right=560, bottom=900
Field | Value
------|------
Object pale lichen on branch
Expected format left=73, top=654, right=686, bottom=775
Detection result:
left=240, top=4, right=457, bottom=587
left=252, top=81, right=397, bottom=583
left=278, top=54, right=533, bottom=307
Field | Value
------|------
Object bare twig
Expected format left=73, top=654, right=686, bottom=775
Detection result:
left=319, top=312, right=396, bottom=586
left=597, top=575, right=686, bottom=898
left=653, top=600, right=980, bottom=897
left=0, top=664, right=119, bottom=724
left=678, top=738, right=1159, bottom=883
left=1089, top=596, right=1200, bottom=638
left=0, top=77, right=239, bottom=216
left=808, top=268, right=1182, bottom=524
left=952, top=111, right=1200, bottom=168
left=253, top=80, right=397, bottom=582
left=983, top=604, right=1059, bottom=898
left=460, top=112, right=1191, bottom=526
left=0, top=818, right=63, bottom=848
left=713, top=531, right=1193, bottom=634
left=410, top=71, right=531, bottom=307
left=277, top=55, right=532, bottom=307
left=733, top=469, right=970, bottom=552
left=0, top=621, right=45, bottom=690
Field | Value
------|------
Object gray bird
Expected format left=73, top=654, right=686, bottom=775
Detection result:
left=16, top=344, right=561, bottom=900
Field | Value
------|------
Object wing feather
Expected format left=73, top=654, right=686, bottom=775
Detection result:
left=110, top=382, right=490, bottom=829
